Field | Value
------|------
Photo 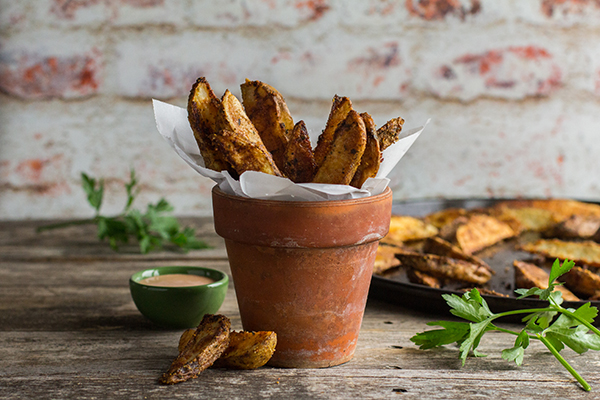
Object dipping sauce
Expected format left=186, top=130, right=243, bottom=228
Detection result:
left=138, top=274, right=215, bottom=287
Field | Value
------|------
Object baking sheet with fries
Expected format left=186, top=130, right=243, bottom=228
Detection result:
left=370, top=198, right=600, bottom=319
left=153, top=77, right=427, bottom=201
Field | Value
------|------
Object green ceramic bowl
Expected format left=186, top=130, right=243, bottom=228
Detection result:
left=129, top=266, right=228, bottom=329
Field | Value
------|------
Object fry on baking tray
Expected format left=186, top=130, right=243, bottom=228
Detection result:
left=375, top=198, right=600, bottom=303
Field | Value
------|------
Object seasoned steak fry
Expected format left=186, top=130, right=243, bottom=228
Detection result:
left=241, top=80, right=294, bottom=170
left=455, top=214, right=514, bottom=255
left=312, top=110, right=366, bottom=185
left=187, top=78, right=230, bottom=172
left=373, top=244, right=401, bottom=274
left=561, top=266, right=600, bottom=298
left=521, top=239, right=600, bottom=268
left=282, top=120, right=317, bottom=183
left=489, top=205, right=558, bottom=234
left=313, top=95, right=353, bottom=167
left=406, top=268, right=441, bottom=288
left=423, top=236, right=493, bottom=274
left=377, top=116, right=404, bottom=151
left=160, top=314, right=231, bottom=385
left=396, top=252, right=492, bottom=285
left=549, top=215, right=600, bottom=240
left=350, top=112, right=382, bottom=188
left=213, top=331, right=277, bottom=370
left=513, top=260, right=579, bottom=301
left=381, top=215, right=438, bottom=245
left=211, top=129, right=281, bottom=176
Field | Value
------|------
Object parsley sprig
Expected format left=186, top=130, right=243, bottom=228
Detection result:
left=38, top=170, right=210, bottom=254
left=410, top=259, right=600, bottom=391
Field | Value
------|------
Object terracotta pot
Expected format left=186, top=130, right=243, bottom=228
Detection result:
left=212, top=186, right=392, bottom=368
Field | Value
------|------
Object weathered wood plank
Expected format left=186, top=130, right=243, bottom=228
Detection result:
left=0, top=217, right=226, bottom=262
left=3, top=219, right=600, bottom=399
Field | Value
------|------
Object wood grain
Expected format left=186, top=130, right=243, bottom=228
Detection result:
left=1, top=218, right=599, bottom=399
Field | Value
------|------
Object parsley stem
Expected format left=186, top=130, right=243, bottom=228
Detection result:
left=558, top=307, right=600, bottom=337
left=536, top=333, right=591, bottom=392
left=36, top=217, right=98, bottom=232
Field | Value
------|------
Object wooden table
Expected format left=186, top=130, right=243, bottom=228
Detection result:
left=1, top=218, right=599, bottom=399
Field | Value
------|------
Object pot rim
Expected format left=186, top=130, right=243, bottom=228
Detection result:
left=211, top=185, right=392, bottom=208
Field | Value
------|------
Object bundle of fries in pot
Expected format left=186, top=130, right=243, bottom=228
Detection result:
left=187, top=77, right=405, bottom=188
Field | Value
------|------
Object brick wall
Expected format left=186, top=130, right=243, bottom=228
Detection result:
left=1, top=0, right=600, bottom=219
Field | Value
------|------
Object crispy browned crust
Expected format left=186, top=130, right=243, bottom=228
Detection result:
left=212, top=331, right=277, bottom=370
left=455, top=214, right=515, bottom=255
left=488, top=205, right=558, bottom=234
left=395, top=252, right=492, bottom=285
left=350, top=112, right=382, bottom=188
left=282, top=120, right=317, bottom=183
left=513, top=260, right=579, bottom=301
left=422, top=236, right=493, bottom=274
left=424, top=208, right=469, bottom=229
left=160, top=314, right=231, bottom=385
left=381, top=215, right=439, bottom=245
left=463, top=287, right=509, bottom=297
left=406, top=268, right=441, bottom=288
left=211, top=129, right=281, bottom=176
left=241, top=80, right=294, bottom=170
left=376, top=116, right=404, bottom=151
left=313, top=95, right=353, bottom=167
left=561, top=266, right=600, bottom=298
left=549, top=214, right=600, bottom=240
left=521, top=239, right=600, bottom=268
left=312, top=110, right=366, bottom=185
left=187, top=77, right=231, bottom=172
left=373, top=244, right=402, bottom=274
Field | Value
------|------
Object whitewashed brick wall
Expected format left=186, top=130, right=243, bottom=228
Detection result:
left=1, top=0, right=600, bottom=219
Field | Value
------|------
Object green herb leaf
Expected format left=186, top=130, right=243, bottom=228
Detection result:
left=410, top=320, right=471, bottom=349
left=502, top=345, right=525, bottom=366
left=410, top=259, right=600, bottom=391
left=38, top=170, right=211, bottom=254
left=81, top=173, right=104, bottom=213
left=549, top=258, right=575, bottom=287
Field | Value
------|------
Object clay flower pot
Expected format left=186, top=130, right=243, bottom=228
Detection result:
left=212, top=186, right=392, bottom=368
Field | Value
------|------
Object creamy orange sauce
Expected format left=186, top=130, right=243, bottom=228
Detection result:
left=138, top=274, right=215, bottom=287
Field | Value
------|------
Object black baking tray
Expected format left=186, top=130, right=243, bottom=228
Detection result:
left=368, top=198, right=600, bottom=321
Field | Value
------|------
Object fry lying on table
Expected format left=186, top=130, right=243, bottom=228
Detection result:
left=160, top=314, right=277, bottom=385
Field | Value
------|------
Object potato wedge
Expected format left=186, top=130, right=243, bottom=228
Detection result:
left=313, top=95, right=353, bottom=167
left=377, top=116, right=404, bottom=151
left=373, top=244, right=401, bottom=274
left=489, top=205, right=558, bottom=234
left=406, top=268, right=441, bottom=288
left=513, top=260, right=579, bottom=301
left=381, top=215, right=438, bottom=245
left=210, top=129, right=281, bottom=176
left=531, top=199, right=600, bottom=221
left=561, top=266, right=600, bottom=298
left=423, top=236, right=493, bottom=274
left=396, top=252, right=492, bottom=285
left=549, top=214, right=600, bottom=240
left=160, top=314, right=231, bottom=385
left=282, top=120, right=317, bottom=183
left=212, top=331, right=277, bottom=370
left=350, top=112, right=381, bottom=188
left=521, top=239, right=600, bottom=268
left=424, top=208, right=469, bottom=229
left=455, top=214, right=514, bottom=255
left=187, top=77, right=230, bottom=172
left=312, top=110, right=366, bottom=185
left=241, top=79, right=294, bottom=170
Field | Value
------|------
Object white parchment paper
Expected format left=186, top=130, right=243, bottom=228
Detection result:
left=152, top=99, right=427, bottom=201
